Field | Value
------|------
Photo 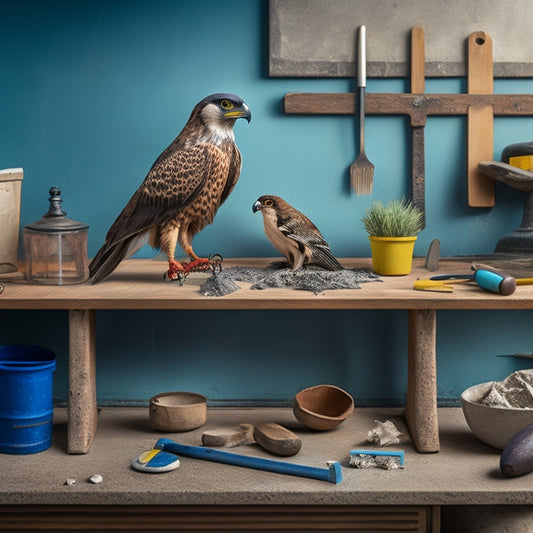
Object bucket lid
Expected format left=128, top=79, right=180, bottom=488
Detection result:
left=0, top=345, right=56, bottom=371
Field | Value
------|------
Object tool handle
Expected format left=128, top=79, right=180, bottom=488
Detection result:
left=517, top=278, right=533, bottom=286
left=475, top=269, right=516, bottom=296
left=358, top=25, right=366, bottom=88
left=430, top=274, right=474, bottom=281
left=155, top=438, right=342, bottom=484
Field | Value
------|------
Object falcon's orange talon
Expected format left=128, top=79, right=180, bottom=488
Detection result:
left=184, top=258, right=210, bottom=273
left=164, top=261, right=187, bottom=283
left=165, top=255, right=222, bottom=283
left=183, top=255, right=223, bottom=274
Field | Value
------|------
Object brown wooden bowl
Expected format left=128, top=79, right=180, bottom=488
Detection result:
left=293, top=384, right=354, bottom=431
left=149, top=392, right=207, bottom=432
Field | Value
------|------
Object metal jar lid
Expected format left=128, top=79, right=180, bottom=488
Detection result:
left=25, top=187, right=89, bottom=233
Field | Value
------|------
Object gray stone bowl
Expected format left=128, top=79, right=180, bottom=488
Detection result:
left=461, top=382, right=533, bottom=450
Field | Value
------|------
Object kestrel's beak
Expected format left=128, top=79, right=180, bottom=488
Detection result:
left=225, top=104, right=251, bottom=123
left=252, top=200, right=262, bottom=213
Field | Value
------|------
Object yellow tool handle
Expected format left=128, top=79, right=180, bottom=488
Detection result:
left=413, top=279, right=470, bottom=292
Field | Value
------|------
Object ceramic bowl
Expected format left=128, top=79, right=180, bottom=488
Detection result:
left=461, top=382, right=533, bottom=449
left=149, top=392, right=207, bottom=432
left=293, top=384, right=354, bottom=431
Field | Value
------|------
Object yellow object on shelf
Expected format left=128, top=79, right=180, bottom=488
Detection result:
left=509, top=155, right=533, bottom=171
left=369, top=236, right=416, bottom=276
left=413, top=279, right=471, bottom=292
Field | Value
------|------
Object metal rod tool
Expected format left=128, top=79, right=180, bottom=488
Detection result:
left=154, top=438, right=342, bottom=484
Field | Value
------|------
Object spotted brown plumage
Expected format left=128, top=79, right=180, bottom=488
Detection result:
left=252, top=195, right=343, bottom=271
left=89, top=93, right=251, bottom=284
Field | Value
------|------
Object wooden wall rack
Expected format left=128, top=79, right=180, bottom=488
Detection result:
left=284, top=29, right=533, bottom=217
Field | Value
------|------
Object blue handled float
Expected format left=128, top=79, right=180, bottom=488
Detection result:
left=137, top=438, right=342, bottom=484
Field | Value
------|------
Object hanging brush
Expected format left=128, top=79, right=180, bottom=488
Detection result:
left=350, top=24, right=375, bottom=195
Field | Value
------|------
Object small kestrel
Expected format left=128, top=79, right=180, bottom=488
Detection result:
left=253, top=195, right=343, bottom=271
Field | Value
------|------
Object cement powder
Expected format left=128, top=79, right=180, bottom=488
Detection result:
left=479, top=370, right=533, bottom=409
left=201, top=266, right=381, bottom=297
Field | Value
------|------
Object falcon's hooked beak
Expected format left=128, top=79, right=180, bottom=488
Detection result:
left=224, top=104, right=251, bottom=123
left=252, top=200, right=262, bottom=213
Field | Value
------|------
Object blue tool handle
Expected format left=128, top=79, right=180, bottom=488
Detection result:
left=430, top=274, right=474, bottom=281
left=155, top=438, right=342, bottom=484
left=351, top=449, right=405, bottom=466
left=475, top=269, right=516, bottom=295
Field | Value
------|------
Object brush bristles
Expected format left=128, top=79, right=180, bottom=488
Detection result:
left=350, top=164, right=374, bottom=195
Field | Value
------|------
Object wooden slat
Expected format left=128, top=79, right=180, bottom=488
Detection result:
left=283, top=92, right=533, bottom=117
left=411, top=28, right=425, bottom=95
left=467, top=31, right=495, bottom=207
left=410, top=27, right=426, bottom=226
left=467, top=106, right=494, bottom=206
left=2, top=258, right=533, bottom=311
left=0, top=505, right=430, bottom=531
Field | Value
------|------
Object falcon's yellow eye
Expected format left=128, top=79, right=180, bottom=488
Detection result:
left=264, top=199, right=274, bottom=207
left=220, top=99, right=234, bottom=110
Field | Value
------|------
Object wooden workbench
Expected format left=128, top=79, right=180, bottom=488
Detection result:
left=1, top=257, right=531, bottom=454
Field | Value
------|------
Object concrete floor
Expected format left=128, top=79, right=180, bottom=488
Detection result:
left=1, top=406, right=532, bottom=509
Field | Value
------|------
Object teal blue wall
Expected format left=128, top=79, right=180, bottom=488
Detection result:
left=1, top=0, right=532, bottom=405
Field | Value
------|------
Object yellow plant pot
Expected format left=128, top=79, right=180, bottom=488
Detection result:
left=369, top=236, right=417, bottom=276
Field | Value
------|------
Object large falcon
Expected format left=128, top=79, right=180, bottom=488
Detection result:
left=252, top=195, right=343, bottom=271
left=89, top=93, right=251, bottom=284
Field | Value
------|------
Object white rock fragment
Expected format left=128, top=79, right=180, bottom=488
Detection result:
left=89, top=474, right=103, bottom=484
left=350, top=453, right=404, bottom=470
left=367, top=420, right=402, bottom=446
left=479, top=370, right=533, bottom=409
left=64, top=478, right=76, bottom=486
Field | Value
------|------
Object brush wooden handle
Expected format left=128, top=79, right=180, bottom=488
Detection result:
left=358, top=25, right=366, bottom=88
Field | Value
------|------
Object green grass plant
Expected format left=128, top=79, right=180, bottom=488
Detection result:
left=361, top=199, right=424, bottom=237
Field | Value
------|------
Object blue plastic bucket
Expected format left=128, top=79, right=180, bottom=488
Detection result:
left=0, top=345, right=56, bottom=454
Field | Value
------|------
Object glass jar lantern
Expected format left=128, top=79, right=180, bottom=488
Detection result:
left=24, top=187, right=89, bottom=285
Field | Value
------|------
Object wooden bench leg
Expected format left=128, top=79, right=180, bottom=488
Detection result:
left=406, top=309, right=439, bottom=453
left=68, top=309, right=98, bottom=454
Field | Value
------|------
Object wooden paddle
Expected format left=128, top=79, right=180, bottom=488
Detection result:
left=467, top=31, right=494, bottom=207
left=253, top=423, right=302, bottom=456
left=201, top=424, right=254, bottom=448
left=202, top=422, right=302, bottom=456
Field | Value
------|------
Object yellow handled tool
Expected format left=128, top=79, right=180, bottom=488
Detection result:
left=414, top=270, right=533, bottom=294
left=413, top=278, right=471, bottom=293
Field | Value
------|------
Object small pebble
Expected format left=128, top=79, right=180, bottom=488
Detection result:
left=89, top=474, right=103, bottom=484
left=65, top=478, right=76, bottom=486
